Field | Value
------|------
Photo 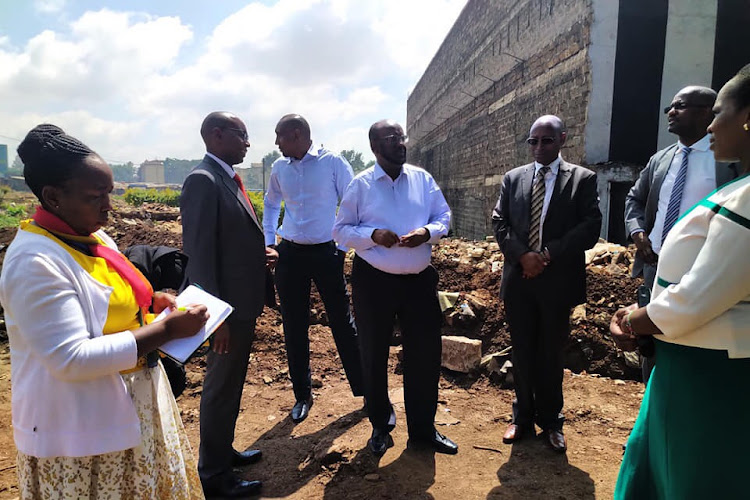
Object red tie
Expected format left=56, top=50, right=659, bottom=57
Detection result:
left=233, top=173, right=258, bottom=220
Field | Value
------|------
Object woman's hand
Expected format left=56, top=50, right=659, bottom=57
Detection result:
left=610, top=304, right=639, bottom=351
left=152, top=291, right=177, bottom=314
left=163, top=304, right=209, bottom=340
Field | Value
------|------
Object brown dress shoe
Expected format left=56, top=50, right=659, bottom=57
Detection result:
left=502, top=424, right=532, bottom=444
left=545, top=430, right=567, bottom=453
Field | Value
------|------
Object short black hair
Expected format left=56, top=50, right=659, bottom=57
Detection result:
left=724, top=63, right=750, bottom=110
left=17, top=124, right=96, bottom=202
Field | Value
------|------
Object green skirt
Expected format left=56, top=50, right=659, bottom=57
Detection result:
left=615, top=339, right=750, bottom=499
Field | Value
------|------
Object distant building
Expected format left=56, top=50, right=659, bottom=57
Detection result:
left=407, top=0, right=746, bottom=242
left=0, top=144, right=7, bottom=175
left=237, top=162, right=268, bottom=192
left=140, top=160, right=165, bottom=184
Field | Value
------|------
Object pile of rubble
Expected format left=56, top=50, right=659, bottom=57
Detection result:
left=431, top=237, right=642, bottom=382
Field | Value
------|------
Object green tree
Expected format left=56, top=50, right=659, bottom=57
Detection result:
left=110, top=162, right=136, bottom=182
left=262, top=150, right=281, bottom=167
left=340, top=149, right=367, bottom=174
left=163, top=158, right=202, bottom=184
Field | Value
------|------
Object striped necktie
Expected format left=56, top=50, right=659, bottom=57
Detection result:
left=661, top=146, right=691, bottom=244
left=528, top=166, right=549, bottom=252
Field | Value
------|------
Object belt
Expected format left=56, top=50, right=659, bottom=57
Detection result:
left=281, top=239, right=334, bottom=249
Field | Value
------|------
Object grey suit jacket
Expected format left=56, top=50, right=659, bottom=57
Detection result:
left=491, top=161, right=602, bottom=308
left=624, top=143, right=738, bottom=277
left=180, top=155, right=266, bottom=321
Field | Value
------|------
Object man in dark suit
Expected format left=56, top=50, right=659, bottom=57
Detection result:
left=181, top=111, right=277, bottom=498
left=491, top=115, right=601, bottom=453
left=625, top=86, right=737, bottom=382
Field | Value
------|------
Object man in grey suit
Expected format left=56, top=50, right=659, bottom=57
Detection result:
left=625, top=86, right=737, bottom=382
left=492, top=115, right=601, bottom=453
left=181, top=111, right=278, bottom=498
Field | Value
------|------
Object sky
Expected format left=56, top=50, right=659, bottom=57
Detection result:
left=0, top=0, right=467, bottom=167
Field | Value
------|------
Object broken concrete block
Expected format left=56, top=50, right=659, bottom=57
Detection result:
left=571, top=304, right=586, bottom=322
left=441, top=336, right=482, bottom=373
left=469, top=247, right=485, bottom=259
left=466, top=294, right=487, bottom=314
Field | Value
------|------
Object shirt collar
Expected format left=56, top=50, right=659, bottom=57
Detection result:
left=534, top=155, right=561, bottom=175
left=677, top=134, right=711, bottom=152
left=206, top=152, right=236, bottom=178
left=285, top=142, right=318, bottom=163
left=373, top=162, right=406, bottom=181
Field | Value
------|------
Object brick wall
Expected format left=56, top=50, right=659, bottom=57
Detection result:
left=407, top=0, right=594, bottom=240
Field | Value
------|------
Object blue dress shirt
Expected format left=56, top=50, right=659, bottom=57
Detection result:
left=333, top=163, right=451, bottom=274
left=263, top=145, right=354, bottom=246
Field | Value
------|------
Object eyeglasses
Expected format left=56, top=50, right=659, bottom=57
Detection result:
left=223, top=127, right=249, bottom=141
left=526, top=137, right=556, bottom=146
left=378, top=134, right=409, bottom=145
left=663, top=102, right=710, bottom=114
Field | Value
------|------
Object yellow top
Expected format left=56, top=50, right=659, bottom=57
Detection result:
left=22, top=221, right=146, bottom=372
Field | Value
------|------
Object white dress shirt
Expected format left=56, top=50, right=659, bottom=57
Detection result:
left=648, top=134, right=716, bottom=254
left=333, top=163, right=451, bottom=275
left=206, top=152, right=236, bottom=178
left=263, top=145, right=354, bottom=246
left=533, top=156, right=561, bottom=247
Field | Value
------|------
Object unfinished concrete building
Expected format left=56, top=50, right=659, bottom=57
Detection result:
left=406, top=0, right=746, bottom=242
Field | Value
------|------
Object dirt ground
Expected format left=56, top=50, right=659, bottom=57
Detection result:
left=0, top=200, right=642, bottom=499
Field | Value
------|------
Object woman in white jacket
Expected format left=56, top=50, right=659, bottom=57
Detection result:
left=610, top=65, right=750, bottom=499
left=0, top=124, right=209, bottom=499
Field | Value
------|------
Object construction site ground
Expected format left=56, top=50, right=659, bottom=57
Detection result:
left=0, top=200, right=642, bottom=499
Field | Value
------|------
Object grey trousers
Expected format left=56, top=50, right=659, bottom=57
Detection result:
left=198, top=317, right=256, bottom=480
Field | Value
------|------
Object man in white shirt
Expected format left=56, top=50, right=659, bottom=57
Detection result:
left=263, top=114, right=363, bottom=424
left=625, top=86, right=738, bottom=382
left=333, top=119, right=457, bottom=457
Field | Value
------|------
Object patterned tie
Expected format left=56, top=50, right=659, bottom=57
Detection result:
left=661, top=146, right=691, bottom=244
left=528, top=166, right=549, bottom=252
left=233, top=173, right=259, bottom=221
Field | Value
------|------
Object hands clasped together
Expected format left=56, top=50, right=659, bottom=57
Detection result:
left=609, top=303, right=640, bottom=352
left=371, top=227, right=430, bottom=248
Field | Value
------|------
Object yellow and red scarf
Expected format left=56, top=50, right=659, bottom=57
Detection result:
left=32, top=206, right=153, bottom=309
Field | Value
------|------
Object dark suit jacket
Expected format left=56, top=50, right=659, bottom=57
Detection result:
left=491, top=161, right=602, bottom=308
left=624, top=143, right=738, bottom=277
left=180, top=155, right=266, bottom=321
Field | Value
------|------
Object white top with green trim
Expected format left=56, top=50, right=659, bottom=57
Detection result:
left=648, top=173, right=750, bottom=358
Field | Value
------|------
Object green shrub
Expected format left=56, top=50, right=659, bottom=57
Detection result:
left=123, top=188, right=180, bottom=207
left=0, top=202, right=32, bottom=228
left=247, top=191, right=284, bottom=228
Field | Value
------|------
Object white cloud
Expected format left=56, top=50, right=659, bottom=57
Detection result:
left=34, top=0, right=66, bottom=14
left=1, top=1, right=467, bottom=165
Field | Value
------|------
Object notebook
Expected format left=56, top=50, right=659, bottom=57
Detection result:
left=155, top=285, right=234, bottom=363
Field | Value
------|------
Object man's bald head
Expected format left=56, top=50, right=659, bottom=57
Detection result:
left=274, top=114, right=312, bottom=160
left=200, top=111, right=249, bottom=166
left=528, top=115, right=567, bottom=166
left=369, top=119, right=400, bottom=142
left=667, top=86, right=717, bottom=144
left=529, top=115, right=566, bottom=137
left=369, top=119, right=407, bottom=170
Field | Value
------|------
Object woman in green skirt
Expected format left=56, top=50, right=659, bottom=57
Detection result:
left=610, top=64, right=750, bottom=499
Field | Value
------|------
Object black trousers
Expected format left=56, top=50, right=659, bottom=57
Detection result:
left=504, top=278, right=571, bottom=432
left=351, top=256, right=442, bottom=439
left=198, top=317, right=256, bottom=480
left=274, top=239, right=363, bottom=401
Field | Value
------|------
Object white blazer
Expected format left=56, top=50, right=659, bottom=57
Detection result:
left=0, top=228, right=141, bottom=458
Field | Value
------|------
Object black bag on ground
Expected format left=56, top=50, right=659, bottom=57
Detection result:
left=123, top=245, right=189, bottom=398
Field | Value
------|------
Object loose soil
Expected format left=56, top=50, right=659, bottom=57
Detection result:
left=0, top=200, right=642, bottom=499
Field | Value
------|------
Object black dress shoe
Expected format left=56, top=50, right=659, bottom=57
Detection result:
left=232, top=448, right=262, bottom=467
left=408, top=429, right=458, bottom=455
left=291, top=395, right=313, bottom=423
left=201, top=472, right=262, bottom=498
left=368, top=428, right=393, bottom=457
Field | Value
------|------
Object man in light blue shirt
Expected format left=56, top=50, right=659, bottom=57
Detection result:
left=263, top=114, right=363, bottom=423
